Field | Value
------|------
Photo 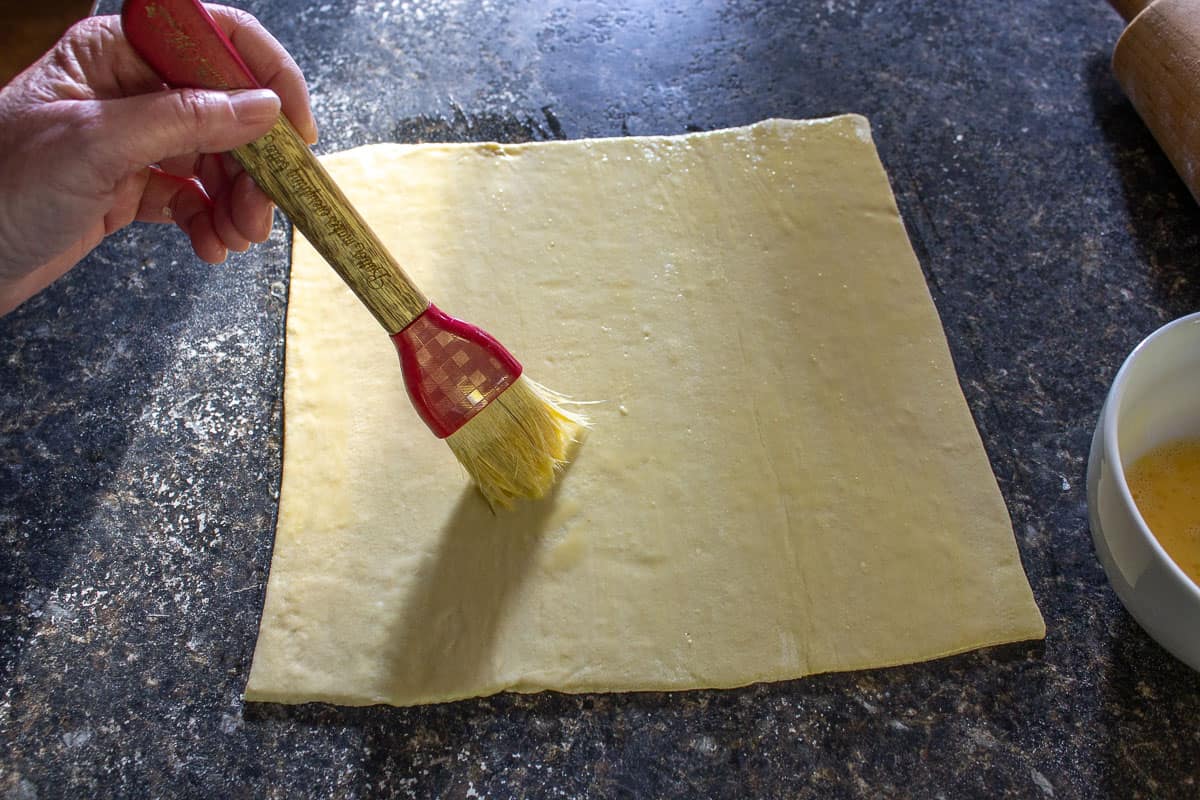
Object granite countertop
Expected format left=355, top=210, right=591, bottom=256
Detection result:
left=3, top=0, right=1199, bottom=797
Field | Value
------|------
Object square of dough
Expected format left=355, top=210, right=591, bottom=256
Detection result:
left=245, top=116, right=1044, bottom=706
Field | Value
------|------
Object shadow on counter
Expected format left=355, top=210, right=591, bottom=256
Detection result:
left=0, top=235, right=208, bottom=685
left=1085, top=51, right=1200, bottom=320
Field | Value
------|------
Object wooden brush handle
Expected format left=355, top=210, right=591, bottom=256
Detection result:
left=1110, top=0, right=1200, bottom=206
left=121, top=0, right=427, bottom=332
left=230, top=118, right=427, bottom=331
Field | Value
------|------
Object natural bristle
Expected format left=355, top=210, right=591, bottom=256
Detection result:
left=446, top=376, right=590, bottom=509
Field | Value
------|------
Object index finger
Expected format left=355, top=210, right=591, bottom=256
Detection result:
left=205, top=4, right=319, bottom=144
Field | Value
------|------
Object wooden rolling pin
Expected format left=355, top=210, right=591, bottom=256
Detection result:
left=1109, top=0, right=1200, bottom=205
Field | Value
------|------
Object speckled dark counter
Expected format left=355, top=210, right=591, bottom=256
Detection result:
left=3, top=1, right=1199, bottom=797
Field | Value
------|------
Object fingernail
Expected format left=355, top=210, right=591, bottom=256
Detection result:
left=229, top=89, right=281, bottom=125
left=261, top=202, right=275, bottom=238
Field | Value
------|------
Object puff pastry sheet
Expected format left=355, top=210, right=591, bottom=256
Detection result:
left=245, top=117, right=1044, bottom=706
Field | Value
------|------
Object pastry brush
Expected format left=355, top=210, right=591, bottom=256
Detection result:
left=121, top=0, right=587, bottom=509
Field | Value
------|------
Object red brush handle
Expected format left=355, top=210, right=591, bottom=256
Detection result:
left=121, top=0, right=260, bottom=91
left=392, top=305, right=523, bottom=439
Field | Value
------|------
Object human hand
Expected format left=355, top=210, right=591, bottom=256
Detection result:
left=0, top=5, right=318, bottom=316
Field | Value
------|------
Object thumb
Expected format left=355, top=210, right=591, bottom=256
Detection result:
left=92, top=88, right=280, bottom=175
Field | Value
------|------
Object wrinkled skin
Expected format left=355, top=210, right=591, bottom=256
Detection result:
left=0, top=5, right=317, bottom=315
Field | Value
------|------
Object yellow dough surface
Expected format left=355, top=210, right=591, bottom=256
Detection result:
left=244, top=116, right=1045, bottom=706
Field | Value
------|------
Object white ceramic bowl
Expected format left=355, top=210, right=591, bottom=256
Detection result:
left=1087, top=311, right=1200, bottom=671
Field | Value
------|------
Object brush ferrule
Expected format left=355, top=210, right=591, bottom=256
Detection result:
left=391, top=304, right=524, bottom=438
